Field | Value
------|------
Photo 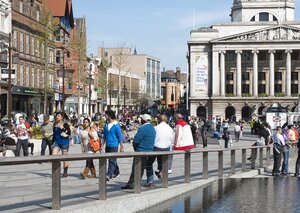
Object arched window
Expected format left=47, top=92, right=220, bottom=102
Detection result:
left=250, top=13, right=278, bottom=22
left=259, top=12, right=269, bottom=21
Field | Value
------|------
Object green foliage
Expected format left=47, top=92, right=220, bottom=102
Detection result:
left=275, top=93, right=284, bottom=97
left=242, top=93, right=251, bottom=97
left=31, top=126, right=43, bottom=139
left=258, top=93, right=267, bottom=97
left=225, top=93, right=234, bottom=97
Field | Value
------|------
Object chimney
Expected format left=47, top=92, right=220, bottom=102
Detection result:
left=176, top=67, right=181, bottom=82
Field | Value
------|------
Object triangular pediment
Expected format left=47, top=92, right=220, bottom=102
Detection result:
left=211, top=25, right=300, bottom=43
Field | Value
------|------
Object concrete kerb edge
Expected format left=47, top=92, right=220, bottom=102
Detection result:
left=58, top=169, right=264, bottom=213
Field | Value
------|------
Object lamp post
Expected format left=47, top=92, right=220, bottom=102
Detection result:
left=88, top=63, right=92, bottom=116
left=7, top=33, right=12, bottom=128
left=122, top=79, right=127, bottom=116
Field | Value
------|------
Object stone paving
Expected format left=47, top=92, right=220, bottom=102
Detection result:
left=0, top=125, right=296, bottom=212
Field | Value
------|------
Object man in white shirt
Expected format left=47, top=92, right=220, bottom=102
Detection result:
left=272, top=126, right=284, bottom=177
left=152, top=114, right=174, bottom=178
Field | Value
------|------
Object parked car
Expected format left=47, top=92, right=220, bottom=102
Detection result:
left=1, top=111, right=28, bottom=127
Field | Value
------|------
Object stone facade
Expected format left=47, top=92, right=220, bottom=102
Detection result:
left=188, top=0, right=300, bottom=122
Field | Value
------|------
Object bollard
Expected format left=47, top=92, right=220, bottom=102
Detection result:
left=231, top=150, right=235, bottom=174
left=242, top=149, right=246, bottom=171
left=162, top=155, right=169, bottom=188
left=185, top=152, right=191, bottom=183
left=203, top=151, right=208, bottom=179
left=259, top=148, right=263, bottom=168
left=250, top=148, right=256, bottom=169
left=52, top=161, right=61, bottom=210
left=134, top=156, right=142, bottom=194
left=99, top=158, right=107, bottom=200
left=218, top=151, right=223, bottom=177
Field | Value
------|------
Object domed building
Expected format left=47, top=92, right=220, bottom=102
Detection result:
left=188, top=0, right=300, bottom=122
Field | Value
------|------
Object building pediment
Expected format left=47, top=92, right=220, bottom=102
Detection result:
left=211, top=25, right=300, bottom=43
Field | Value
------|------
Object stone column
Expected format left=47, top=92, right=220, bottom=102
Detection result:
left=212, top=51, right=220, bottom=96
left=220, top=51, right=226, bottom=97
left=252, top=50, right=259, bottom=97
left=268, top=50, right=276, bottom=97
left=236, top=50, right=242, bottom=97
left=285, top=50, right=292, bottom=97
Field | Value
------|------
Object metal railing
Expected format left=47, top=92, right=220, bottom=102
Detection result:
left=0, top=146, right=271, bottom=210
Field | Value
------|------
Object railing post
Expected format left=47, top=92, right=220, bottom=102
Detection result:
left=259, top=147, right=263, bottom=168
left=266, top=146, right=271, bottom=166
left=218, top=151, right=223, bottom=177
left=134, top=156, right=142, bottom=194
left=251, top=148, right=256, bottom=169
left=99, top=158, right=107, bottom=200
left=231, top=150, right=235, bottom=174
left=162, top=155, right=169, bottom=188
left=242, top=149, right=246, bottom=171
left=185, top=151, right=191, bottom=183
left=52, top=161, right=61, bottom=210
left=203, top=151, right=208, bottom=179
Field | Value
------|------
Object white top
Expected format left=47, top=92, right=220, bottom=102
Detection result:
left=154, top=122, right=174, bottom=149
left=234, top=125, right=241, bottom=132
left=108, top=121, right=118, bottom=131
left=79, top=129, right=98, bottom=154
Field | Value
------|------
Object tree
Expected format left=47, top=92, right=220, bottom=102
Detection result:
left=34, top=5, right=58, bottom=115
left=112, top=43, right=132, bottom=115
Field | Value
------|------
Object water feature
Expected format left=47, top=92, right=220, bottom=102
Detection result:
left=144, top=178, right=300, bottom=213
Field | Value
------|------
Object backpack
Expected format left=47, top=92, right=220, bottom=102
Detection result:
left=89, top=137, right=102, bottom=152
left=292, top=127, right=299, bottom=142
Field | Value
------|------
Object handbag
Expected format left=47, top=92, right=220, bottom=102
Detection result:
left=89, top=137, right=102, bottom=152
left=61, top=132, right=68, bottom=138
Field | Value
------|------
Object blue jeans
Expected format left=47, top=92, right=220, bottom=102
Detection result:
left=126, top=156, right=154, bottom=187
left=281, top=147, right=290, bottom=175
left=15, top=139, right=29, bottom=157
left=106, top=146, right=120, bottom=177
left=41, top=138, right=52, bottom=156
left=153, top=147, right=170, bottom=171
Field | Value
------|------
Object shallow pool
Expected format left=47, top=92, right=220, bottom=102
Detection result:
left=144, top=178, right=300, bottom=213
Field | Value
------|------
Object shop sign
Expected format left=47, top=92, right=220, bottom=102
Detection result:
left=1, top=68, right=15, bottom=79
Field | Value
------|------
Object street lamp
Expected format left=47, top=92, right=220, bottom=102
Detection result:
left=122, top=79, right=127, bottom=116
left=88, top=63, right=92, bottom=116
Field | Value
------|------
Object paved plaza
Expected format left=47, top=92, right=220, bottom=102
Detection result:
left=0, top=125, right=297, bottom=212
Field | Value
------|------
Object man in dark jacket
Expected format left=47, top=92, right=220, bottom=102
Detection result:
left=121, top=114, right=156, bottom=189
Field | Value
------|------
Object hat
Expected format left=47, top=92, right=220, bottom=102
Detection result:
left=140, top=114, right=152, bottom=121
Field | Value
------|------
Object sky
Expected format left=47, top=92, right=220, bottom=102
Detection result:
left=72, top=0, right=300, bottom=72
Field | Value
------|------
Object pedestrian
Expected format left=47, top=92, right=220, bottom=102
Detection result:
left=281, top=126, right=290, bottom=176
left=234, top=122, right=241, bottom=142
left=222, top=120, right=229, bottom=133
left=250, top=119, right=255, bottom=134
left=222, top=130, right=230, bottom=149
left=294, top=134, right=300, bottom=177
left=52, top=112, right=71, bottom=178
left=103, top=110, right=124, bottom=181
left=121, top=114, right=156, bottom=189
left=41, top=116, right=53, bottom=156
left=79, top=118, right=98, bottom=179
left=152, top=114, right=174, bottom=179
left=173, top=114, right=195, bottom=150
left=272, top=126, right=284, bottom=177
left=14, top=116, right=32, bottom=157
left=200, top=120, right=208, bottom=148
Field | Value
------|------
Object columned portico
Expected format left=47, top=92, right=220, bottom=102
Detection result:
left=286, top=50, right=292, bottom=97
left=268, top=50, right=275, bottom=97
left=236, top=50, right=242, bottom=97
left=252, top=50, right=259, bottom=97
left=220, top=51, right=226, bottom=97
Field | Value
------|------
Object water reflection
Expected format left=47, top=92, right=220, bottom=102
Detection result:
left=144, top=178, right=300, bottom=213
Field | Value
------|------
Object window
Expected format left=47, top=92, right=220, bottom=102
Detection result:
left=31, top=66, right=34, bottom=87
left=258, top=84, right=266, bottom=94
left=25, top=34, right=30, bottom=54
left=242, top=84, right=250, bottom=94
left=275, top=72, right=282, bottom=81
left=19, top=64, right=24, bottom=86
left=36, top=40, right=40, bottom=57
left=36, top=68, right=40, bottom=88
left=19, top=32, right=24, bottom=52
left=19, top=1, right=23, bottom=13
left=12, top=31, right=18, bottom=49
left=292, top=84, right=298, bottom=94
left=226, top=72, right=234, bottom=81
left=226, top=52, right=234, bottom=61
left=275, top=84, right=282, bottom=93
left=242, top=72, right=249, bottom=81
left=104, top=52, right=108, bottom=57
left=275, top=52, right=283, bottom=61
left=56, top=50, right=61, bottom=64
left=226, top=84, right=233, bottom=94
left=258, top=72, right=266, bottom=81
left=259, top=12, right=269, bottom=21
left=250, top=16, right=255, bottom=22
left=258, top=52, right=267, bottom=61
left=292, top=52, right=299, bottom=60
left=41, top=43, right=44, bottom=58
left=36, top=10, right=40, bottom=21
left=242, top=52, right=250, bottom=61
left=292, top=72, right=298, bottom=80
left=31, top=37, right=35, bottom=55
